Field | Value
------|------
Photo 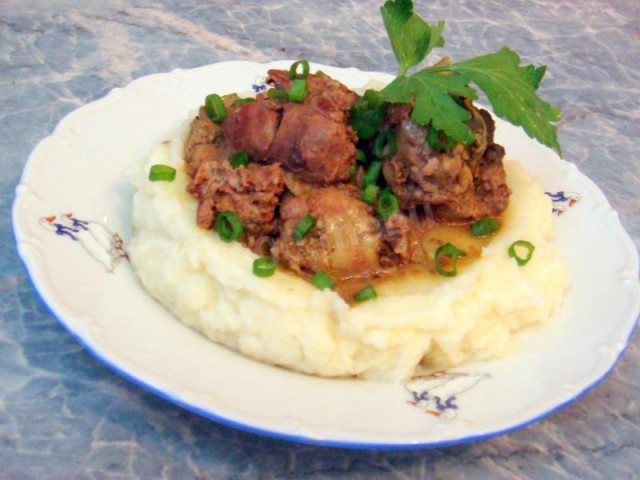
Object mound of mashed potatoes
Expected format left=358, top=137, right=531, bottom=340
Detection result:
left=128, top=120, right=569, bottom=382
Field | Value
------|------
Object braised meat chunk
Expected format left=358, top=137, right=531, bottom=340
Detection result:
left=382, top=101, right=509, bottom=223
left=267, top=102, right=356, bottom=183
left=223, top=97, right=281, bottom=162
left=184, top=106, right=224, bottom=175
left=433, top=143, right=510, bottom=222
left=263, top=69, right=358, bottom=184
left=188, top=159, right=285, bottom=243
left=272, top=187, right=382, bottom=280
left=382, top=120, right=474, bottom=208
left=266, top=69, right=358, bottom=113
left=380, top=212, right=426, bottom=265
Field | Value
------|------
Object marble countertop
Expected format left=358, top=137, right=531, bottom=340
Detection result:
left=2, top=0, right=639, bottom=478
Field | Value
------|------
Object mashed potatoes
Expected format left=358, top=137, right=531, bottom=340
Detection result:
left=128, top=120, right=569, bottom=382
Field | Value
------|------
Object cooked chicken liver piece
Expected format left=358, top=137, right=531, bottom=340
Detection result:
left=272, top=187, right=382, bottom=280
left=184, top=106, right=223, bottom=174
left=382, top=102, right=510, bottom=223
left=267, top=102, right=356, bottom=183
left=432, top=143, right=510, bottom=222
left=383, top=119, right=474, bottom=208
left=223, top=97, right=281, bottom=162
left=188, top=159, right=285, bottom=243
left=266, top=69, right=358, bottom=113
left=380, top=212, right=427, bottom=265
left=264, top=69, right=358, bottom=184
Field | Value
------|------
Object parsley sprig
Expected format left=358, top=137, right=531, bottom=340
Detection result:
left=379, top=0, right=562, bottom=156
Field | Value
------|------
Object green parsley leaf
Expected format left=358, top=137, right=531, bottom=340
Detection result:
left=443, top=48, right=563, bottom=155
left=380, top=0, right=445, bottom=76
left=377, top=1, right=563, bottom=156
left=521, top=64, right=547, bottom=90
left=381, top=72, right=477, bottom=144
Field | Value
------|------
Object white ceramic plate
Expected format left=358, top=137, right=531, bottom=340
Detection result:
left=12, top=61, right=640, bottom=449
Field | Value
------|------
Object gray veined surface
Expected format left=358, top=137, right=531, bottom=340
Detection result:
left=2, top=0, right=639, bottom=478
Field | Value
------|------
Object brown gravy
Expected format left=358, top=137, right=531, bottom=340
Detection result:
left=332, top=221, right=496, bottom=302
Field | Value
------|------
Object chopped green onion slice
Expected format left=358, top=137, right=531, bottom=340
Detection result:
left=348, top=163, right=358, bottom=180
left=289, top=59, right=310, bottom=79
left=362, top=160, right=382, bottom=188
left=354, top=285, right=377, bottom=302
left=356, top=149, right=367, bottom=163
left=253, top=256, right=276, bottom=277
left=427, top=127, right=455, bottom=152
left=228, top=152, right=249, bottom=168
left=315, top=70, right=326, bottom=77
left=267, top=88, right=289, bottom=100
left=377, top=188, right=399, bottom=221
left=148, top=164, right=176, bottom=182
left=434, top=243, right=466, bottom=277
left=373, top=130, right=397, bottom=159
left=288, top=78, right=308, bottom=102
left=311, top=271, right=335, bottom=290
left=205, top=93, right=227, bottom=122
left=293, top=213, right=316, bottom=240
left=362, top=183, right=379, bottom=205
left=470, top=217, right=501, bottom=237
left=508, top=240, right=535, bottom=266
left=214, top=211, right=243, bottom=242
left=232, top=97, right=255, bottom=106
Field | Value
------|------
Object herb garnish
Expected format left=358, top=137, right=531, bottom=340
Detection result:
left=378, top=0, right=562, bottom=155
